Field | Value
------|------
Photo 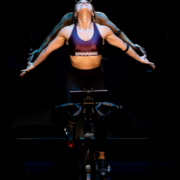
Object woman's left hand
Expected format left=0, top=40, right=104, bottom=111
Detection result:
left=140, top=55, right=156, bottom=70
left=133, top=44, right=147, bottom=55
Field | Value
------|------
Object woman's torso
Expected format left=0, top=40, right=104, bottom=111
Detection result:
left=63, top=22, right=106, bottom=70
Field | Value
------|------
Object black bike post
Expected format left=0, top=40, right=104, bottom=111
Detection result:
left=82, top=112, right=96, bottom=180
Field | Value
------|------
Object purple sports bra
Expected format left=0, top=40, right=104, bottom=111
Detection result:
left=68, top=23, right=103, bottom=56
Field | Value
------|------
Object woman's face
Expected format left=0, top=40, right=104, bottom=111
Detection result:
left=75, top=0, right=93, bottom=15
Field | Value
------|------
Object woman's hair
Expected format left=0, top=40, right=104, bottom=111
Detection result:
left=72, top=1, right=96, bottom=24
left=75, top=0, right=92, bottom=4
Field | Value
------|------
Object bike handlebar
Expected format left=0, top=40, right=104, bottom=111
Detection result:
left=55, top=102, right=120, bottom=117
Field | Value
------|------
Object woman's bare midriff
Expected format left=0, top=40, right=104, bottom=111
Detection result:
left=70, top=55, right=102, bottom=69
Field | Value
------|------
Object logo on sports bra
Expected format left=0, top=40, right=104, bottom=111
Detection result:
left=75, top=52, right=98, bottom=56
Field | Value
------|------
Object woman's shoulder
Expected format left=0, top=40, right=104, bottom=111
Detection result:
left=61, top=24, right=74, bottom=31
left=95, top=23, right=109, bottom=31
left=95, top=23, right=111, bottom=37
left=60, top=24, right=75, bottom=38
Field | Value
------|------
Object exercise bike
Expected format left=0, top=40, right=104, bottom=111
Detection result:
left=55, top=89, right=119, bottom=180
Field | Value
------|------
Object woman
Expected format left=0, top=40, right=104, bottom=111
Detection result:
left=27, top=0, right=146, bottom=64
left=20, top=0, right=155, bottom=170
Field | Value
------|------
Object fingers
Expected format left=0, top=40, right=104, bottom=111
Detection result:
left=20, top=68, right=29, bottom=77
left=149, top=63, right=156, bottom=70
left=27, top=57, right=33, bottom=61
left=140, top=48, right=146, bottom=52
left=27, top=53, right=34, bottom=61
left=142, top=51, right=146, bottom=55
left=141, top=48, right=147, bottom=54
left=28, top=51, right=36, bottom=55
left=140, top=47, right=145, bottom=51
left=20, top=70, right=27, bottom=74
left=151, top=65, right=156, bottom=70
left=135, top=44, right=146, bottom=50
left=139, top=47, right=145, bottom=52
left=138, top=46, right=147, bottom=55
left=19, top=71, right=27, bottom=77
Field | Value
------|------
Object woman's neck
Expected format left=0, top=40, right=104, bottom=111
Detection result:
left=77, top=11, right=93, bottom=30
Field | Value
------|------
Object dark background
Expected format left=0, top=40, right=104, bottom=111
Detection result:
left=0, top=1, right=180, bottom=179
left=1, top=0, right=180, bottom=137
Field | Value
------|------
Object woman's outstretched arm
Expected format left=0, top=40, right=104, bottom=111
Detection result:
left=20, top=27, right=67, bottom=77
left=27, top=13, right=73, bottom=63
left=28, top=11, right=146, bottom=63
left=96, top=12, right=146, bottom=55
left=103, top=26, right=155, bottom=69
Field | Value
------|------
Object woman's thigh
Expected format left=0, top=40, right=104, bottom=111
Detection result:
left=66, top=76, right=83, bottom=102
left=88, top=70, right=106, bottom=90
left=91, top=79, right=106, bottom=90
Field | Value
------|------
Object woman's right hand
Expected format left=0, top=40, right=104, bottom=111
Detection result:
left=20, top=62, right=35, bottom=77
left=27, top=50, right=39, bottom=62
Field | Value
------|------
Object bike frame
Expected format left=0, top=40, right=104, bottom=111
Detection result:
left=78, top=103, right=97, bottom=180
left=59, top=89, right=116, bottom=180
